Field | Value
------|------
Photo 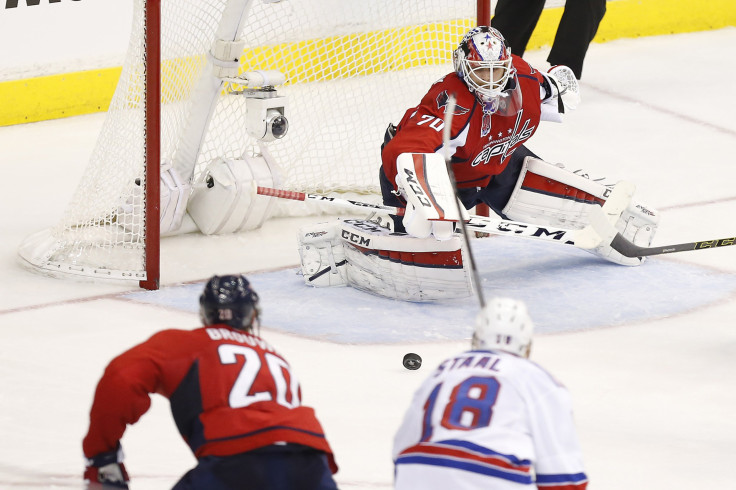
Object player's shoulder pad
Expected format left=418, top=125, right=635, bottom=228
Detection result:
left=512, top=55, right=546, bottom=86
left=141, top=328, right=198, bottom=348
left=511, top=54, right=534, bottom=75
left=424, top=72, right=477, bottom=119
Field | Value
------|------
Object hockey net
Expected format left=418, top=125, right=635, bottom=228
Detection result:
left=18, top=0, right=484, bottom=288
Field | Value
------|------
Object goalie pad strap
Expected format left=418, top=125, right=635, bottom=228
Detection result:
left=298, top=222, right=349, bottom=287
left=521, top=156, right=609, bottom=200
left=521, top=171, right=605, bottom=206
left=349, top=246, right=463, bottom=269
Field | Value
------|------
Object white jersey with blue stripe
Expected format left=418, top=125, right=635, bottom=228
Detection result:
left=393, top=349, right=588, bottom=489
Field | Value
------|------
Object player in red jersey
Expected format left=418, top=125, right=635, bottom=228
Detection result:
left=381, top=26, right=576, bottom=233
left=380, top=26, right=659, bottom=266
left=295, top=26, right=658, bottom=302
left=82, top=275, right=338, bottom=489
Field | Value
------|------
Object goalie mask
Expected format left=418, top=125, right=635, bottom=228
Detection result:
left=472, top=297, right=534, bottom=357
left=453, top=26, right=522, bottom=116
left=199, top=274, right=261, bottom=333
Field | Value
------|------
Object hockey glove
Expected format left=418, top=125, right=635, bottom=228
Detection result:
left=395, top=152, right=465, bottom=241
left=84, top=445, right=130, bottom=489
left=547, top=65, right=580, bottom=110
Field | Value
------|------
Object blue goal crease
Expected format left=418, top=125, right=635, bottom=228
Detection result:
left=122, top=238, right=736, bottom=344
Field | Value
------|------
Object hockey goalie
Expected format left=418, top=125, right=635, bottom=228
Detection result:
left=297, top=26, right=659, bottom=302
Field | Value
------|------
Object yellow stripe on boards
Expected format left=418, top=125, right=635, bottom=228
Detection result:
left=524, top=0, right=736, bottom=51
left=0, top=68, right=120, bottom=126
left=595, top=0, right=736, bottom=42
left=235, top=21, right=473, bottom=84
left=1, top=0, right=734, bottom=127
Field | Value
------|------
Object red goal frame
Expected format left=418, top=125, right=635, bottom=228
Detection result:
left=140, top=0, right=492, bottom=290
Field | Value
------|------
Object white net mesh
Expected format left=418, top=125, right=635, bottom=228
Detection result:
left=19, top=0, right=478, bottom=283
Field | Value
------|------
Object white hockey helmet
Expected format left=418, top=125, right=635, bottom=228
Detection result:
left=453, top=27, right=516, bottom=110
left=472, top=297, right=534, bottom=357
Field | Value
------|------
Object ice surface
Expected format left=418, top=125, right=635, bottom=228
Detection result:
left=1, top=28, right=735, bottom=490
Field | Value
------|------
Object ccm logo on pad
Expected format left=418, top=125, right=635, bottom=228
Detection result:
left=402, top=168, right=432, bottom=208
left=341, top=230, right=371, bottom=247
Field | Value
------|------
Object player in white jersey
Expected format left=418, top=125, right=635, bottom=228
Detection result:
left=392, top=298, right=588, bottom=490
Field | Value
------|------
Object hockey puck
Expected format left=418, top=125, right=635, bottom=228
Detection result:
left=403, top=353, right=422, bottom=370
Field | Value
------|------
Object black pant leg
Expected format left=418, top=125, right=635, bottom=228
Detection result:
left=172, top=449, right=338, bottom=490
left=547, top=0, right=607, bottom=78
left=379, top=166, right=407, bottom=232
left=491, top=0, right=547, bottom=56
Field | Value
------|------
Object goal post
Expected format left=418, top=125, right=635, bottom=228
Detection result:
left=142, top=0, right=161, bottom=291
left=477, top=0, right=492, bottom=25
left=18, top=0, right=492, bottom=290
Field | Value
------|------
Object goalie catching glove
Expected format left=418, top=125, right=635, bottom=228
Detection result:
left=84, top=444, right=129, bottom=489
left=395, top=152, right=467, bottom=241
left=540, top=65, right=580, bottom=122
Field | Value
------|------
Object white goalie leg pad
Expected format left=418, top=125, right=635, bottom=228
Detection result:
left=297, top=221, right=348, bottom=287
left=116, top=165, right=191, bottom=236
left=339, top=219, right=471, bottom=302
left=160, top=164, right=192, bottom=235
left=188, top=152, right=279, bottom=235
left=502, top=156, right=611, bottom=229
left=591, top=201, right=660, bottom=266
left=395, top=153, right=466, bottom=241
left=502, top=156, right=659, bottom=265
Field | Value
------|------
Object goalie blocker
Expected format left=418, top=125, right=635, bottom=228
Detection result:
left=298, top=219, right=472, bottom=302
left=394, top=152, right=467, bottom=241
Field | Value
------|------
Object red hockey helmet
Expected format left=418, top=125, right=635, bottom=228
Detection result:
left=453, top=27, right=519, bottom=114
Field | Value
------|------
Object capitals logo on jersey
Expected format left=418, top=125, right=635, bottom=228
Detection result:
left=436, top=90, right=470, bottom=115
left=472, top=110, right=536, bottom=167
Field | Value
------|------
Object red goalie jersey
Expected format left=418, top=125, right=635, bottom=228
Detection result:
left=381, top=55, right=545, bottom=192
left=82, top=325, right=337, bottom=473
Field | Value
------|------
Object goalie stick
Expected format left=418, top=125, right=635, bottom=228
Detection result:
left=442, top=93, right=485, bottom=308
left=611, top=234, right=736, bottom=257
left=255, top=185, right=633, bottom=252
left=586, top=204, right=736, bottom=258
